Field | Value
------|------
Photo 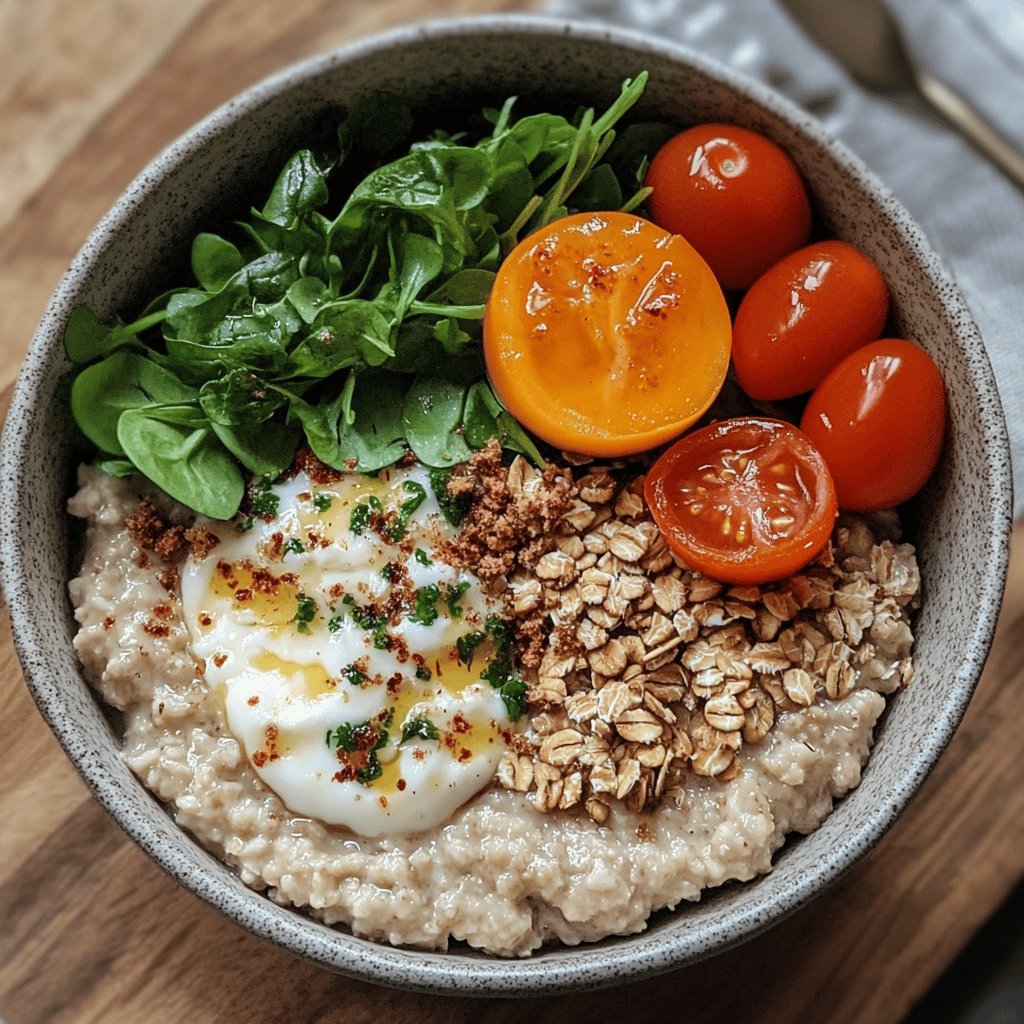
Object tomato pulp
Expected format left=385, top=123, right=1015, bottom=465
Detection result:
left=483, top=211, right=731, bottom=457
left=644, top=417, right=838, bottom=585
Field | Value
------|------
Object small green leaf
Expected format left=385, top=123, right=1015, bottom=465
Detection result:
left=210, top=417, right=299, bottom=478
left=400, top=716, right=440, bottom=744
left=94, top=455, right=137, bottom=478
left=199, top=369, right=285, bottom=426
left=286, top=276, right=332, bottom=325
left=262, top=150, right=331, bottom=227
left=402, top=376, right=473, bottom=468
left=116, top=407, right=244, bottom=519
left=191, top=233, right=245, bottom=292
left=291, top=370, right=408, bottom=473
left=63, top=307, right=120, bottom=364
left=63, top=306, right=167, bottom=365
left=70, top=351, right=197, bottom=456
left=425, top=268, right=495, bottom=307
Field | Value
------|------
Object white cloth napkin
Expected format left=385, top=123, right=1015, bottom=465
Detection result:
left=546, top=0, right=1024, bottom=520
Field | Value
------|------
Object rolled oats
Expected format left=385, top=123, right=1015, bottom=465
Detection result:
left=481, top=462, right=920, bottom=819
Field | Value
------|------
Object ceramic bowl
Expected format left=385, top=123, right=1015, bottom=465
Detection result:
left=0, top=15, right=1013, bottom=996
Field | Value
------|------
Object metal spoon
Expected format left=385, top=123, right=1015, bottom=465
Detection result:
left=779, top=0, right=1024, bottom=189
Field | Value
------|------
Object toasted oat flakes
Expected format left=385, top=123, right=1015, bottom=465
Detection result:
left=443, top=448, right=920, bottom=823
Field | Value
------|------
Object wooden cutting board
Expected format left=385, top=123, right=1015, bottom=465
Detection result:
left=1, top=2, right=1022, bottom=1021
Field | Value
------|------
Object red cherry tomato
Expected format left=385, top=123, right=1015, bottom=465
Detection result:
left=800, top=339, right=946, bottom=511
left=732, top=240, right=890, bottom=401
left=644, top=417, right=838, bottom=585
left=644, top=123, right=812, bottom=291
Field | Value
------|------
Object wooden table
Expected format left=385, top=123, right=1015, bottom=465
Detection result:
left=1, top=2, right=1021, bottom=1021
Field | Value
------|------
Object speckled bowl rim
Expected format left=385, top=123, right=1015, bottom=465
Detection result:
left=0, top=14, right=1013, bottom=997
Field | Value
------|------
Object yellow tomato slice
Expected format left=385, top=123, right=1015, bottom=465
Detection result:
left=483, top=211, right=732, bottom=457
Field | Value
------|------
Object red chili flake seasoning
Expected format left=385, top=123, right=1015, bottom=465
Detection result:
left=212, top=652, right=228, bottom=668
left=386, top=673, right=403, bottom=695
left=390, top=634, right=410, bottom=663
left=153, top=603, right=173, bottom=620
left=266, top=532, right=285, bottom=561
left=198, top=612, right=213, bottom=627
left=379, top=796, right=388, bottom=809
left=143, top=620, right=170, bottom=638
left=251, top=724, right=281, bottom=768
left=451, top=713, right=471, bottom=735
left=396, top=778, right=407, bottom=791
left=247, top=695, right=260, bottom=707
left=458, top=747, right=472, bottom=763
left=102, top=616, right=115, bottom=631
left=233, top=588, right=253, bottom=603
left=157, top=567, right=179, bottom=594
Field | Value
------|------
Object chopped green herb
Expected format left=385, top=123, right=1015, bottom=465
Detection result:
left=284, top=537, right=305, bottom=555
left=250, top=482, right=280, bottom=519
left=428, top=466, right=469, bottom=526
left=475, top=615, right=526, bottom=718
left=485, top=615, right=514, bottom=648
left=415, top=663, right=432, bottom=681
left=457, top=630, right=485, bottom=666
left=234, top=516, right=254, bottom=533
left=400, top=716, right=440, bottom=744
left=328, top=614, right=345, bottom=633
left=349, top=494, right=383, bottom=535
left=343, top=664, right=368, bottom=686
left=313, top=493, right=334, bottom=512
left=292, top=593, right=317, bottom=634
left=387, top=480, right=427, bottom=541
left=409, top=584, right=440, bottom=626
left=446, top=580, right=471, bottom=618
left=380, top=562, right=395, bottom=580
left=414, top=548, right=432, bottom=566
left=498, top=677, right=528, bottom=719
left=325, top=711, right=393, bottom=784
left=348, top=600, right=390, bottom=649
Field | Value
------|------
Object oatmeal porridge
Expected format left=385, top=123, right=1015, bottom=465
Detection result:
left=68, top=442, right=918, bottom=955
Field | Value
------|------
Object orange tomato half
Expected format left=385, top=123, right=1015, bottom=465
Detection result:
left=644, top=417, right=838, bottom=585
left=483, top=211, right=731, bottom=457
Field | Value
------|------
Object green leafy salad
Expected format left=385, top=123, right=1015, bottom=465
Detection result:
left=65, top=72, right=673, bottom=519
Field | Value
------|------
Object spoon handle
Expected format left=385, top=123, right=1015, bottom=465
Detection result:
left=917, top=70, right=1024, bottom=189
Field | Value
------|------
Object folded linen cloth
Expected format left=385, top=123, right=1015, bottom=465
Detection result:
left=546, top=0, right=1024, bottom=520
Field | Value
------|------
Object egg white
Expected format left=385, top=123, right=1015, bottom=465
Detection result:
left=180, top=464, right=514, bottom=837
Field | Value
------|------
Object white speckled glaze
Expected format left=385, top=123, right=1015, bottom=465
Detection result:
left=0, top=16, right=1013, bottom=996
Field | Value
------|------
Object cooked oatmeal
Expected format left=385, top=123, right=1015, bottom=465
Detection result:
left=67, top=446, right=919, bottom=955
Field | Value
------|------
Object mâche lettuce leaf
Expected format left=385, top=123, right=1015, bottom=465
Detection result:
left=65, top=73, right=659, bottom=517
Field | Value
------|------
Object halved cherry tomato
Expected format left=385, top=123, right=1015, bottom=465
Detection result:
left=800, top=338, right=946, bottom=511
left=644, top=417, right=838, bottom=585
left=732, top=240, right=890, bottom=401
left=644, top=123, right=812, bottom=291
left=483, top=211, right=731, bottom=457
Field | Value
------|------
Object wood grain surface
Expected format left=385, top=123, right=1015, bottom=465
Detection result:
left=1, top=2, right=1021, bottom=1022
